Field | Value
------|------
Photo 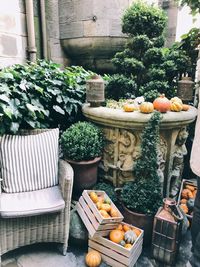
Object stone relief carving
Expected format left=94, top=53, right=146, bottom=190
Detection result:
left=157, top=137, right=167, bottom=194
left=170, top=127, right=188, bottom=197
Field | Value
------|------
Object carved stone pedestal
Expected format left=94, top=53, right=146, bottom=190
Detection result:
left=82, top=104, right=197, bottom=197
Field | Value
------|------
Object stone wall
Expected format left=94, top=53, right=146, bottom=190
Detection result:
left=0, top=0, right=27, bottom=68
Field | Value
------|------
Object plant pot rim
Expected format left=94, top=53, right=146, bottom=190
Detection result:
left=65, top=156, right=101, bottom=165
left=122, top=203, right=154, bottom=218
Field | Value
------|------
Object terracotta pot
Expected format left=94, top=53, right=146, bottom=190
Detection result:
left=121, top=204, right=154, bottom=247
left=66, top=157, right=101, bottom=199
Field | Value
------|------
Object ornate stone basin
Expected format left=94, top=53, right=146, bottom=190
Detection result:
left=82, top=104, right=197, bottom=197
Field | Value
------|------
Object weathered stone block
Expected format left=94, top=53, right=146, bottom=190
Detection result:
left=60, top=21, right=84, bottom=39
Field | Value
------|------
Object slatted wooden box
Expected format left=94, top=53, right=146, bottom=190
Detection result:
left=76, top=190, right=124, bottom=237
left=177, top=179, right=197, bottom=220
left=89, top=222, right=144, bottom=267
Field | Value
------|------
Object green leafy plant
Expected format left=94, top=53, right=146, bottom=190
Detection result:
left=60, top=121, right=104, bottom=161
left=0, top=60, right=94, bottom=134
left=121, top=112, right=163, bottom=215
left=107, top=1, right=192, bottom=102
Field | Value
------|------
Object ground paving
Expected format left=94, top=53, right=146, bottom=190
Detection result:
left=2, top=229, right=192, bottom=267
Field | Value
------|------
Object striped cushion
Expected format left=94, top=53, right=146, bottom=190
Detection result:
left=0, top=129, right=59, bottom=193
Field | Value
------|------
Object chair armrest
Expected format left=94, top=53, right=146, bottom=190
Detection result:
left=58, top=159, right=74, bottom=202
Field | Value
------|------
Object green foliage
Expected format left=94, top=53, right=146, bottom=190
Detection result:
left=180, top=0, right=200, bottom=15
left=60, top=121, right=104, bottom=161
left=107, top=1, right=195, bottom=101
left=0, top=60, right=94, bottom=134
left=93, top=182, right=118, bottom=204
left=105, top=74, right=137, bottom=100
left=121, top=112, right=163, bottom=215
left=122, top=1, right=167, bottom=38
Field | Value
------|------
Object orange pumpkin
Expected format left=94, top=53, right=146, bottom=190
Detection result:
left=132, top=227, right=141, bottom=237
left=180, top=204, right=189, bottom=214
left=116, top=224, right=123, bottom=231
left=180, top=198, right=187, bottom=204
left=85, top=250, right=101, bottom=267
left=186, top=185, right=195, bottom=192
left=153, top=94, right=170, bottom=113
left=139, top=102, right=154, bottom=114
left=99, top=210, right=110, bottom=218
left=182, top=104, right=190, bottom=111
left=90, top=192, right=98, bottom=203
left=109, top=229, right=124, bottom=244
left=101, top=203, right=111, bottom=212
left=123, top=103, right=137, bottom=112
left=181, top=189, right=193, bottom=199
left=124, top=244, right=133, bottom=249
left=110, top=207, right=119, bottom=217
left=123, top=224, right=131, bottom=232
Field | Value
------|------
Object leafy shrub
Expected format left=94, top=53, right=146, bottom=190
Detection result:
left=60, top=121, right=104, bottom=161
left=0, top=60, right=94, bottom=134
left=105, top=74, right=137, bottom=100
left=107, top=1, right=193, bottom=101
left=121, top=112, right=163, bottom=215
left=122, top=1, right=167, bottom=38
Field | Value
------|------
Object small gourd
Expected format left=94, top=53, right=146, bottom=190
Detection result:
left=187, top=198, right=195, bottom=210
left=110, top=207, right=119, bottom=217
left=170, top=97, right=183, bottom=104
left=125, top=243, right=133, bottom=249
left=90, top=192, right=98, bottom=203
left=119, top=240, right=126, bottom=247
left=99, top=210, right=110, bottom=218
left=170, top=101, right=183, bottom=112
left=180, top=203, right=189, bottom=214
left=124, top=230, right=137, bottom=244
left=109, top=229, right=124, bottom=244
left=85, top=250, right=101, bottom=267
left=101, top=203, right=111, bottom=212
left=185, top=185, right=195, bottom=192
left=123, top=103, right=136, bottom=112
left=182, top=104, right=190, bottom=111
left=139, top=102, right=154, bottom=114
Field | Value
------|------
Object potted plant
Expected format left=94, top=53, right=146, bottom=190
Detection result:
left=61, top=121, right=104, bottom=198
left=120, top=111, right=163, bottom=246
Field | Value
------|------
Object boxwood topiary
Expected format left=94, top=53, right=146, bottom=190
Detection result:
left=61, top=121, right=104, bottom=161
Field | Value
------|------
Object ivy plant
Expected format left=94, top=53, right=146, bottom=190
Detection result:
left=0, top=60, right=94, bottom=134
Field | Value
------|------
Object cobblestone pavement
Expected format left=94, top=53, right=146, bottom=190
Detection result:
left=2, top=230, right=192, bottom=267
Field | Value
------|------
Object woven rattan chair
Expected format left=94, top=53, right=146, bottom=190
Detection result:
left=0, top=129, right=73, bottom=264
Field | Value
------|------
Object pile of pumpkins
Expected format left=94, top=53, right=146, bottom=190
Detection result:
left=89, top=191, right=119, bottom=218
left=108, top=223, right=141, bottom=249
left=123, top=94, right=190, bottom=114
left=179, top=183, right=197, bottom=216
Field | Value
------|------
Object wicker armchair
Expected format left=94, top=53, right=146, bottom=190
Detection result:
left=0, top=130, right=73, bottom=264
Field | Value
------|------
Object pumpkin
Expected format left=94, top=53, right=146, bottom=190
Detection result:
left=185, top=185, right=195, bottom=192
left=181, top=189, right=193, bottom=199
left=187, top=198, right=195, bottom=210
left=85, top=250, right=101, bottom=267
left=180, top=198, right=187, bottom=204
left=180, top=204, right=189, bottom=214
left=182, top=104, right=190, bottom=111
left=132, top=227, right=141, bottom=237
left=170, top=97, right=183, bottom=104
left=139, top=102, right=154, bottom=114
left=153, top=94, right=170, bottom=113
left=90, top=192, right=98, bottom=203
left=99, top=210, right=110, bottom=218
left=125, top=244, right=133, bottom=249
left=123, top=103, right=136, bottom=112
left=124, top=230, right=137, bottom=244
left=96, top=202, right=102, bottom=210
left=123, top=224, right=131, bottom=232
left=109, top=229, right=124, bottom=244
left=116, top=224, right=123, bottom=231
left=170, top=101, right=183, bottom=112
left=110, top=207, right=119, bottom=217
left=101, top=203, right=111, bottom=212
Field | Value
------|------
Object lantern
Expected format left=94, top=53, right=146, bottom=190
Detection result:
left=152, top=198, right=183, bottom=265
left=86, top=75, right=105, bottom=107
left=177, top=76, right=194, bottom=103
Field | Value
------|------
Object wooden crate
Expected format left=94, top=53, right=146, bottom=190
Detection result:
left=177, top=179, right=197, bottom=220
left=76, top=190, right=123, bottom=237
left=89, top=222, right=144, bottom=267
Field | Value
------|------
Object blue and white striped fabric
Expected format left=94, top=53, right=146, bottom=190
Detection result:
left=0, top=129, right=59, bottom=193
